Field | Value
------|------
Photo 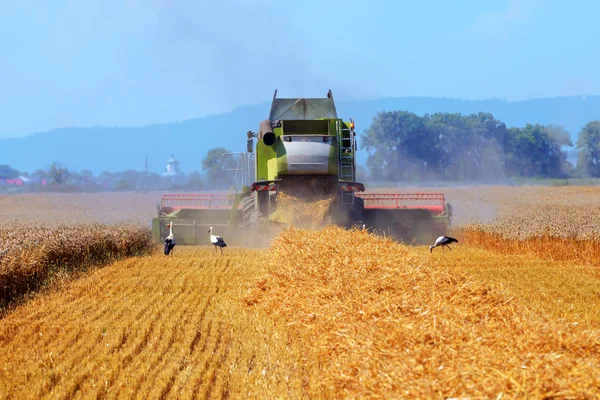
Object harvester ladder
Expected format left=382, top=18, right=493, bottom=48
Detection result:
left=338, top=120, right=355, bottom=205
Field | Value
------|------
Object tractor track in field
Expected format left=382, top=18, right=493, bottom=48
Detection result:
left=0, top=247, right=279, bottom=399
left=137, top=284, right=200, bottom=397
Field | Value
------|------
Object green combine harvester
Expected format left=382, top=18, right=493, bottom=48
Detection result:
left=152, top=90, right=452, bottom=245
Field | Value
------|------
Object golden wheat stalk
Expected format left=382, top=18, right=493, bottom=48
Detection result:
left=0, top=224, right=153, bottom=307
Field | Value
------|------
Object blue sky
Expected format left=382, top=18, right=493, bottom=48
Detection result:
left=0, top=0, right=598, bottom=137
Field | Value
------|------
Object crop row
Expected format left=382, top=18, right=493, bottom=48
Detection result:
left=0, top=224, right=154, bottom=307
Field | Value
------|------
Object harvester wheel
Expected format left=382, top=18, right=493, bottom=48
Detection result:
left=241, top=197, right=258, bottom=246
left=245, top=210, right=265, bottom=247
left=351, top=196, right=365, bottom=228
left=249, top=211, right=264, bottom=229
left=241, top=196, right=255, bottom=226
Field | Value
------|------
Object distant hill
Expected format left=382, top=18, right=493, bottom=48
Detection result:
left=2, top=96, right=598, bottom=174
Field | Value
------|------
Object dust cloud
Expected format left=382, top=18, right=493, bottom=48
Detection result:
left=274, top=192, right=337, bottom=229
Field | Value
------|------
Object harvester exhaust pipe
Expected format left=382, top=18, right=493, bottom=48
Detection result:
left=259, top=120, right=276, bottom=146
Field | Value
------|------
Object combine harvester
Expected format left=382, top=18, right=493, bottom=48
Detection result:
left=152, top=90, right=452, bottom=245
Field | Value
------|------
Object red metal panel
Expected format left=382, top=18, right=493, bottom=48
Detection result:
left=364, top=205, right=444, bottom=213
left=357, top=193, right=446, bottom=215
left=160, top=193, right=239, bottom=210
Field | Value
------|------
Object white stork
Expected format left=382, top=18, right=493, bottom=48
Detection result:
left=208, top=226, right=227, bottom=254
left=164, top=222, right=176, bottom=256
left=430, top=235, right=458, bottom=253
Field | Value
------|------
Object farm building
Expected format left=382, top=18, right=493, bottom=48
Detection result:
left=162, top=154, right=185, bottom=184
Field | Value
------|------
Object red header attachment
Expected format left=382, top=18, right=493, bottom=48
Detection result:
left=160, top=193, right=237, bottom=210
left=356, top=193, right=446, bottom=214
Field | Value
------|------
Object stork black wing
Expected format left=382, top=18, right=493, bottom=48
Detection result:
left=164, top=238, right=176, bottom=255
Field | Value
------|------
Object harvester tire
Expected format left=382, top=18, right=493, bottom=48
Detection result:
left=351, top=196, right=365, bottom=228
left=241, top=196, right=255, bottom=227
left=244, top=210, right=265, bottom=247
left=241, top=197, right=258, bottom=247
left=249, top=211, right=264, bottom=229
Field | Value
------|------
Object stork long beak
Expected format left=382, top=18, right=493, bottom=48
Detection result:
left=207, top=229, right=211, bottom=233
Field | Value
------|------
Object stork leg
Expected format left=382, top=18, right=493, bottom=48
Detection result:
left=447, top=245, right=452, bottom=251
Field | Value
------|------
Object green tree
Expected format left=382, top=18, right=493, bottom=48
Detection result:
left=31, top=169, right=49, bottom=183
left=362, top=111, right=432, bottom=181
left=496, top=124, right=570, bottom=178
left=576, top=121, right=600, bottom=177
left=463, top=113, right=508, bottom=180
left=0, top=164, right=20, bottom=179
left=115, top=179, right=130, bottom=191
left=202, top=147, right=231, bottom=172
left=49, top=162, right=70, bottom=184
left=202, top=147, right=236, bottom=189
left=185, top=170, right=204, bottom=190
left=364, top=150, right=385, bottom=182
left=80, top=169, right=95, bottom=181
left=355, top=165, right=368, bottom=182
left=546, top=125, right=573, bottom=147
left=362, top=111, right=571, bottom=181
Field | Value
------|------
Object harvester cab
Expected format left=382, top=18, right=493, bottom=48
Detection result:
left=152, top=89, right=452, bottom=246
left=244, top=89, right=366, bottom=230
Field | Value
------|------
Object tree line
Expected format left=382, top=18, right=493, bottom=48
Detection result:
left=361, top=111, right=600, bottom=181
left=0, top=149, right=236, bottom=192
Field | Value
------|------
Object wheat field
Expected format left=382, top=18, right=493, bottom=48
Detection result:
left=0, top=224, right=153, bottom=308
left=1, top=189, right=600, bottom=398
left=0, top=192, right=158, bottom=226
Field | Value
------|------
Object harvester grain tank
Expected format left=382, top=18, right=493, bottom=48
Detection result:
left=152, top=90, right=452, bottom=245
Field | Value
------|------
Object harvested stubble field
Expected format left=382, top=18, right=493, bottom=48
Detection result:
left=1, top=188, right=600, bottom=398
left=0, top=246, right=315, bottom=399
left=1, top=227, right=599, bottom=398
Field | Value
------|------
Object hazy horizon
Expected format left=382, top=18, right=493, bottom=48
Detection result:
left=3, top=94, right=597, bottom=139
left=1, top=0, right=599, bottom=138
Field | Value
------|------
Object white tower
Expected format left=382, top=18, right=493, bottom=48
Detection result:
left=162, top=154, right=185, bottom=184
left=163, top=154, right=181, bottom=177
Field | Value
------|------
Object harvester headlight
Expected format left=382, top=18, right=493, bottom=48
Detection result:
left=283, top=136, right=292, bottom=142
left=323, top=136, right=330, bottom=143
